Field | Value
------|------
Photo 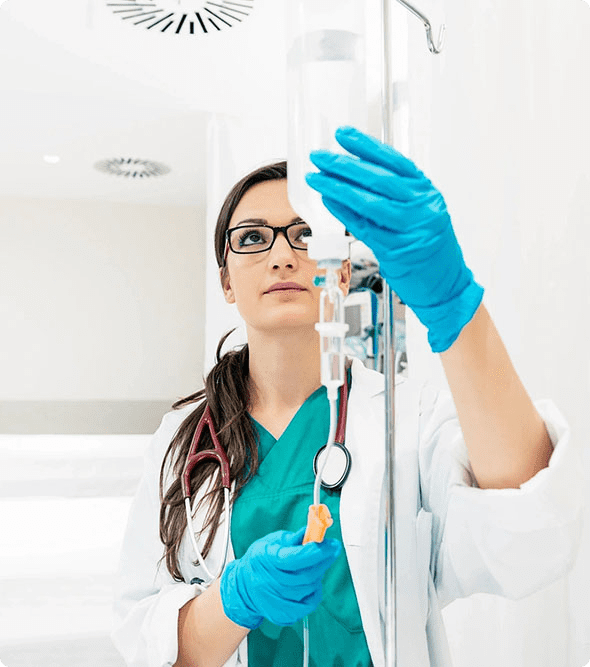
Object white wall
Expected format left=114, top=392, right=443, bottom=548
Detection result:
left=0, top=196, right=206, bottom=432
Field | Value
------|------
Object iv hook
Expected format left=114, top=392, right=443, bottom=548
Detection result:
left=394, top=0, right=446, bottom=53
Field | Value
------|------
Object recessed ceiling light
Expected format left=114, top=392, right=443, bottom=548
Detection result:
left=43, top=155, right=61, bottom=164
left=94, top=157, right=171, bottom=178
left=106, top=0, right=254, bottom=35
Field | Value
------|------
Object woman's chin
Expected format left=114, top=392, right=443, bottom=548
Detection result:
left=255, top=315, right=319, bottom=333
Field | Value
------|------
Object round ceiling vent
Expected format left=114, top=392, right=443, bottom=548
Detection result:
left=106, top=0, right=254, bottom=35
left=94, top=158, right=171, bottom=178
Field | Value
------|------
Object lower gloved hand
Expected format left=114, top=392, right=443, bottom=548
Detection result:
left=219, top=526, right=341, bottom=629
left=305, top=126, right=484, bottom=353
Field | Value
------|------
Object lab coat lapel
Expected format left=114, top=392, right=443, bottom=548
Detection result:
left=342, top=358, right=431, bottom=667
left=339, top=358, right=386, bottom=666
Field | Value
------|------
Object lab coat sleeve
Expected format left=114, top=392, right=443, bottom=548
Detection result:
left=111, top=409, right=202, bottom=667
left=417, top=382, right=585, bottom=610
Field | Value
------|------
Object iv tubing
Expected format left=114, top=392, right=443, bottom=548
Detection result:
left=303, top=267, right=344, bottom=667
left=313, top=393, right=338, bottom=507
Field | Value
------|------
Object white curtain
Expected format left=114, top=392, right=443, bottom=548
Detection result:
left=404, top=1, right=590, bottom=666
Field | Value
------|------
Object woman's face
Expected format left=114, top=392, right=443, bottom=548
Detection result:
left=220, top=179, right=352, bottom=335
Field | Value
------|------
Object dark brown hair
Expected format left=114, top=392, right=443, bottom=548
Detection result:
left=159, top=161, right=288, bottom=581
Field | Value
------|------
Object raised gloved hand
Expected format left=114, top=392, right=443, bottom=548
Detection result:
left=219, top=527, right=342, bottom=630
left=305, top=126, right=484, bottom=353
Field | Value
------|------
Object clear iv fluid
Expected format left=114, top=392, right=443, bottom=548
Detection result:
left=286, top=22, right=367, bottom=241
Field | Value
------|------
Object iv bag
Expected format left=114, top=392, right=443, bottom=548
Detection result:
left=286, top=0, right=368, bottom=258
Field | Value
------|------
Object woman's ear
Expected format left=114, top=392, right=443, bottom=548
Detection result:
left=220, top=267, right=235, bottom=304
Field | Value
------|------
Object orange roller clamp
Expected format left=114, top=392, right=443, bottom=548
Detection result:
left=302, top=504, right=333, bottom=544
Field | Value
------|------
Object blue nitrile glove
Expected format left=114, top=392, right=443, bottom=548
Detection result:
left=219, top=527, right=342, bottom=630
left=305, top=126, right=485, bottom=353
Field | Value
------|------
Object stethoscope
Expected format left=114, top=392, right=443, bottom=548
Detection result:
left=181, top=366, right=352, bottom=587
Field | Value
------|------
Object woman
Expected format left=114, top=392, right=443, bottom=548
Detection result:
left=112, top=128, right=583, bottom=667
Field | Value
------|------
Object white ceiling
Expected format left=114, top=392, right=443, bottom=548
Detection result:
left=0, top=0, right=289, bottom=206
left=0, top=0, right=395, bottom=207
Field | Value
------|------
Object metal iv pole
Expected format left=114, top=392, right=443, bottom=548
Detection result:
left=380, top=1, right=445, bottom=665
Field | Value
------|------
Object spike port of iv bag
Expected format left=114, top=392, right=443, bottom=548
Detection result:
left=303, top=504, right=333, bottom=544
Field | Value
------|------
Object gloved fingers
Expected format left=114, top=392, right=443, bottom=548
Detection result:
left=266, top=588, right=324, bottom=626
left=236, top=569, right=318, bottom=620
left=316, top=196, right=398, bottom=257
left=306, top=172, right=420, bottom=234
left=309, top=173, right=454, bottom=255
left=276, top=528, right=340, bottom=567
left=271, top=538, right=342, bottom=571
left=276, top=538, right=342, bottom=568
left=279, top=526, right=307, bottom=547
left=265, top=589, right=322, bottom=626
left=334, top=126, right=424, bottom=180
left=243, top=529, right=340, bottom=572
left=266, top=554, right=341, bottom=591
left=264, top=577, right=320, bottom=603
left=244, top=529, right=303, bottom=558
left=317, top=195, right=450, bottom=293
left=309, top=150, right=422, bottom=203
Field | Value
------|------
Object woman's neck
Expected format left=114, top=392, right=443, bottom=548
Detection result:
left=247, top=328, right=322, bottom=415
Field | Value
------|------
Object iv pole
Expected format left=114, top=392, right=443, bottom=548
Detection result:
left=381, top=1, right=445, bottom=665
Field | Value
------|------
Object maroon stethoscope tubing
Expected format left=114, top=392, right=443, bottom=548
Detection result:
left=181, top=367, right=350, bottom=499
left=181, top=404, right=232, bottom=500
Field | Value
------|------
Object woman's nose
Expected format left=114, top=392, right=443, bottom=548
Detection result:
left=269, top=231, right=298, bottom=264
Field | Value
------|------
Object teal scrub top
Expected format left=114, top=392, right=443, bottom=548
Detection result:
left=230, top=367, right=373, bottom=667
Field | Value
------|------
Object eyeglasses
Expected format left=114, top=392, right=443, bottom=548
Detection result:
left=224, top=222, right=311, bottom=264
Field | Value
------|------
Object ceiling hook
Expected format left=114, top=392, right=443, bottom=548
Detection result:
left=394, top=0, right=446, bottom=54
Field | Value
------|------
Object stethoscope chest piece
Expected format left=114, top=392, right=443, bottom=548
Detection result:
left=313, top=442, right=351, bottom=491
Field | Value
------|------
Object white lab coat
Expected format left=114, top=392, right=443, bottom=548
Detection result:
left=112, top=356, right=584, bottom=667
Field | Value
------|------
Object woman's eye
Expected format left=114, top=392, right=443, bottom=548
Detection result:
left=238, top=230, right=264, bottom=246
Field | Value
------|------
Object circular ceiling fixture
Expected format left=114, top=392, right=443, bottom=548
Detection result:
left=94, top=158, right=171, bottom=178
left=106, top=0, right=254, bottom=35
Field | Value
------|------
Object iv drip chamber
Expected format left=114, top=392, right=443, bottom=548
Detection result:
left=286, top=0, right=368, bottom=263
left=315, top=266, right=349, bottom=400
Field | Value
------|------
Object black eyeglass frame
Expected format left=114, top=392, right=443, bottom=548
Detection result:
left=225, top=222, right=310, bottom=261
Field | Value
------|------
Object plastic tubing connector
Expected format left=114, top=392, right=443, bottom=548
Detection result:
left=303, top=504, right=334, bottom=544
